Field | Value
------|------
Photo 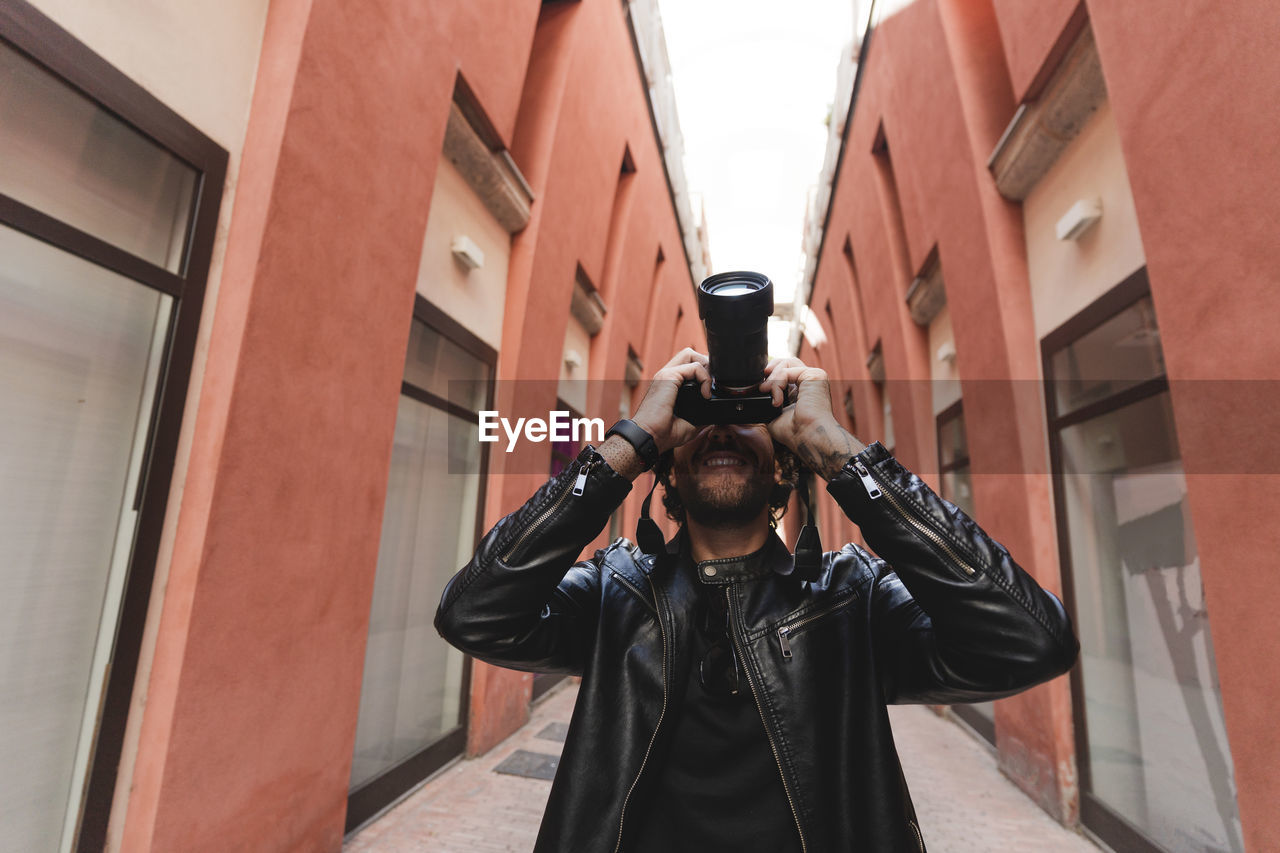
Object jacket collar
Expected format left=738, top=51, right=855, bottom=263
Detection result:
left=662, top=526, right=794, bottom=585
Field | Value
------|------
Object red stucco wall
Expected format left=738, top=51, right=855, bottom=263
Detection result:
left=813, top=0, right=1078, bottom=823
left=813, top=0, right=1280, bottom=844
left=989, top=0, right=1082, bottom=102
left=118, top=0, right=698, bottom=849
left=471, top=0, right=702, bottom=756
left=113, top=0, right=1280, bottom=847
left=1088, top=1, right=1280, bottom=847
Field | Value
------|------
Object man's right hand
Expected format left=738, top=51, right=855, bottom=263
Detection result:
left=630, top=348, right=712, bottom=454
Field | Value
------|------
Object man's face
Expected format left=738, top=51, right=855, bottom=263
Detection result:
left=669, top=424, right=777, bottom=528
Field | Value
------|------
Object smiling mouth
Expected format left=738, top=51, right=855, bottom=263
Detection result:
left=700, top=451, right=750, bottom=469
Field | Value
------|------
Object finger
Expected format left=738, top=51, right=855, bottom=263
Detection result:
left=662, top=348, right=709, bottom=370
left=772, top=365, right=825, bottom=387
left=657, top=360, right=711, bottom=397
left=689, top=361, right=711, bottom=398
left=765, top=356, right=803, bottom=374
left=760, top=362, right=799, bottom=406
left=762, top=365, right=823, bottom=406
left=681, top=361, right=711, bottom=396
left=760, top=365, right=785, bottom=407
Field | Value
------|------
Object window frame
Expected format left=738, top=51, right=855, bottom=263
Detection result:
left=1, top=4, right=228, bottom=851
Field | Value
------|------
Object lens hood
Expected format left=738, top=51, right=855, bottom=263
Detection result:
left=697, top=271, right=774, bottom=330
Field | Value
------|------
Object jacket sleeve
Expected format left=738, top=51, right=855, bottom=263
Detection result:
left=826, top=441, right=1079, bottom=705
left=434, top=444, right=633, bottom=675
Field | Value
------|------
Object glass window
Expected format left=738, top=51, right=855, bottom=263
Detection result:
left=881, top=392, right=895, bottom=452
left=349, top=397, right=480, bottom=787
left=1048, top=278, right=1242, bottom=853
left=1050, top=295, right=1164, bottom=418
left=0, top=42, right=197, bottom=271
left=402, top=320, right=491, bottom=412
left=0, top=225, right=171, bottom=853
left=349, top=310, right=492, bottom=810
left=937, top=409, right=967, bottom=469
left=1059, top=391, right=1241, bottom=852
left=936, top=402, right=974, bottom=516
left=0, top=17, right=224, bottom=848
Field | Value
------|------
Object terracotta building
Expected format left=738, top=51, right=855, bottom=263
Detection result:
left=0, top=0, right=711, bottom=850
left=794, top=1, right=1278, bottom=851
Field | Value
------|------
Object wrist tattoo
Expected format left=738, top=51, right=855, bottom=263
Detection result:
left=795, top=423, right=865, bottom=480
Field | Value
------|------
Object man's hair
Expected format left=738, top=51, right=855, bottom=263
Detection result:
left=653, top=442, right=801, bottom=527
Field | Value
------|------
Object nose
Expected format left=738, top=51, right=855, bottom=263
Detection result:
left=705, top=424, right=735, bottom=442
left=699, top=424, right=751, bottom=451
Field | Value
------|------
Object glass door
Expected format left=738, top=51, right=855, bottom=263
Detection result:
left=346, top=297, right=494, bottom=831
left=0, top=12, right=226, bottom=851
left=1044, top=270, right=1242, bottom=853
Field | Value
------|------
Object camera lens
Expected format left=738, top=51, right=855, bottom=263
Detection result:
left=697, top=271, right=774, bottom=395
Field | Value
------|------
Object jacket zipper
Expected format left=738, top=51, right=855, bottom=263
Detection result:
left=853, top=460, right=977, bottom=577
left=613, top=567, right=669, bottom=853
left=776, top=592, right=858, bottom=659
left=611, top=570, right=656, bottom=615
left=910, top=818, right=924, bottom=852
left=728, top=586, right=808, bottom=853
left=501, top=460, right=597, bottom=562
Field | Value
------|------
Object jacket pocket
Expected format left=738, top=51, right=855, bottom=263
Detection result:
left=775, top=588, right=858, bottom=659
left=610, top=570, right=657, bottom=617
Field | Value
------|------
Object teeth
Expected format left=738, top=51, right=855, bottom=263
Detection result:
left=704, top=457, right=744, bottom=467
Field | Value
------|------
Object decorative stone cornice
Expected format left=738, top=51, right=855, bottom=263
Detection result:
left=442, top=102, right=534, bottom=233
left=988, top=25, right=1107, bottom=201
left=569, top=266, right=606, bottom=336
left=905, top=248, right=945, bottom=326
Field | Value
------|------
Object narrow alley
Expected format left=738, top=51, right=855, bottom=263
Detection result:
left=345, top=682, right=1101, bottom=852
left=4, top=0, right=1273, bottom=850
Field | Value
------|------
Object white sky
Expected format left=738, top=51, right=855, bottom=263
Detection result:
left=656, top=0, right=855, bottom=305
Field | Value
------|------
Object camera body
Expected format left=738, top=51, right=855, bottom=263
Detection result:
left=674, top=382, right=781, bottom=425
left=673, top=271, right=781, bottom=426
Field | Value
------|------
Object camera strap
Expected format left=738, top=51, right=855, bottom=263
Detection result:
left=793, top=470, right=824, bottom=583
left=635, top=474, right=668, bottom=557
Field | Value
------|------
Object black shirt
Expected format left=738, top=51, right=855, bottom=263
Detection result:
left=629, top=537, right=803, bottom=853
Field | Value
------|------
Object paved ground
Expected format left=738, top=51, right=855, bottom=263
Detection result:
left=345, top=682, right=1102, bottom=852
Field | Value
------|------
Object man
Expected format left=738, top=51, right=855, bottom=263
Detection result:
left=435, top=349, right=1078, bottom=852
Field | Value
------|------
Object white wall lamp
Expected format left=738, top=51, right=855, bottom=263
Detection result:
left=563, top=349, right=582, bottom=372
left=1056, top=198, right=1103, bottom=241
left=450, top=234, right=485, bottom=270
left=935, top=340, right=957, bottom=365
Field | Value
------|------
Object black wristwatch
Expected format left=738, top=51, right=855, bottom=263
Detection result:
left=605, top=419, right=660, bottom=471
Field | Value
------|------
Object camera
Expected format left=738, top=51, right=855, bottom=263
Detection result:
left=674, top=271, right=782, bottom=426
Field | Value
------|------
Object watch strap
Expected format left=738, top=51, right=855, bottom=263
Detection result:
left=606, top=418, right=660, bottom=471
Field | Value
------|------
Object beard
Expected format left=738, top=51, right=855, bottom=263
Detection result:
left=675, top=465, right=774, bottom=529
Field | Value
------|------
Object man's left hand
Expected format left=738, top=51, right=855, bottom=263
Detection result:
left=760, top=357, right=867, bottom=480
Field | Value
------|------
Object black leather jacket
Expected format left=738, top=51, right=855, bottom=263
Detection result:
left=436, top=440, right=1078, bottom=852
